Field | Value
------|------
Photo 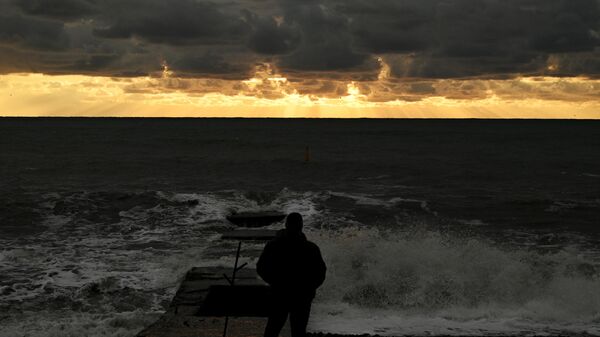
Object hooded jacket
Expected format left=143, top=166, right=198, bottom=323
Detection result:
left=257, top=229, right=326, bottom=299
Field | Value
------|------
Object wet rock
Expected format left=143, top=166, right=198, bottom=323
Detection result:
left=186, top=199, right=199, bottom=207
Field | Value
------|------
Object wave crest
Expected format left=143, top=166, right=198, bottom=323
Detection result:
left=311, top=227, right=600, bottom=323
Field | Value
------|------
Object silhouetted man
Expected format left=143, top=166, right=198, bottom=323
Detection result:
left=257, top=212, right=326, bottom=337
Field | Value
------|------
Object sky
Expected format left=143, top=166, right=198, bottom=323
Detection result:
left=0, top=0, right=599, bottom=118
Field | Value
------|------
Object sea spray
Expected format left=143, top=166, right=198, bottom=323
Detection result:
left=2, top=188, right=599, bottom=336
left=308, top=226, right=600, bottom=334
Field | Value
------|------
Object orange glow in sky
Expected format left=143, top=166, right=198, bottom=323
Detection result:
left=1, top=63, right=599, bottom=118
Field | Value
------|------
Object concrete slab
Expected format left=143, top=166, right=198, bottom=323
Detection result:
left=226, top=212, right=286, bottom=228
left=221, top=230, right=278, bottom=241
left=137, top=267, right=280, bottom=337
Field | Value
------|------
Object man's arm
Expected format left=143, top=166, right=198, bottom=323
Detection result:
left=311, top=244, right=327, bottom=289
left=257, top=242, right=276, bottom=285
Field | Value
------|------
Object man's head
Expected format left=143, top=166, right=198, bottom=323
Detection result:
left=285, top=212, right=303, bottom=233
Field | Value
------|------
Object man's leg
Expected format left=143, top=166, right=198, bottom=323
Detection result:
left=289, top=299, right=312, bottom=337
left=264, top=308, right=288, bottom=337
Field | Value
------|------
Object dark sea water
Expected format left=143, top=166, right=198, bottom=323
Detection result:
left=1, top=118, right=599, bottom=336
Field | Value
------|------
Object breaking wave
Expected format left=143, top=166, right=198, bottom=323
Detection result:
left=0, top=188, right=325, bottom=337
left=2, top=188, right=600, bottom=336
left=309, top=227, right=600, bottom=335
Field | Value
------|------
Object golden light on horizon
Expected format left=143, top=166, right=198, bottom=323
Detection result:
left=1, top=62, right=599, bottom=119
left=161, top=60, right=174, bottom=79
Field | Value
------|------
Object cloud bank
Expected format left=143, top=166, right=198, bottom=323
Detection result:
left=0, top=0, right=598, bottom=79
left=0, top=0, right=599, bottom=116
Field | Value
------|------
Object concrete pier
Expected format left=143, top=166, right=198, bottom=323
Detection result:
left=137, top=229, right=284, bottom=337
left=136, top=267, right=288, bottom=337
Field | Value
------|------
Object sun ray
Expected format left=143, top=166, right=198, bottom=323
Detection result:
left=1, top=71, right=598, bottom=119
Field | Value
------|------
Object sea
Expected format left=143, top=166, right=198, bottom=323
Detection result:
left=1, top=118, right=599, bottom=337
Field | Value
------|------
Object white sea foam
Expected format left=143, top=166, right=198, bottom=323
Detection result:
left=157, top=188, right=323, bottom=225
left=329, top=191, right=433, bottom=213
left=2, top=189, right=600, bottom=336
left=357, top=175, right=392, bottom=181
left=307, top=227, right=600, bottom=335
left=0, top=310, right=160, bottom=337
left=310, top=302, right=600, bottom=336
left=457, top=219, right=488, bottom=226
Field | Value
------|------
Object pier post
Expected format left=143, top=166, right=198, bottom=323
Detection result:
left=304, top=146, right=310, bottom=162
left=223, top=241, right=243, bottom=337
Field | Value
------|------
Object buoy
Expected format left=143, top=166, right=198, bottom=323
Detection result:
left=304, top=146, right=310, bottom=162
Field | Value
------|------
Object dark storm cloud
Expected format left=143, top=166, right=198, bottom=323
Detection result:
left=276, top=0, right=371, bottom=71
left=529, top=0, right=599, bottom=53
left=555, top=52, right=600, bottom=76
left=336, top=0, right=433, bottom=53
left=93, top=0, right=247, bottom=45
left=171, top=52, right=252, bottom=78
left=0, top=0, right=598, bottom=79
left=243, top=11, right=300, bottom=55
left=336, top=0, right=600, bottom=55
left=15, top=0, right=97, bottom=21
left=68, top=53, right=120, bottom=71
left=0, top=14, right=69, bottom=51
left=335, top=0, right=600, bottom=78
